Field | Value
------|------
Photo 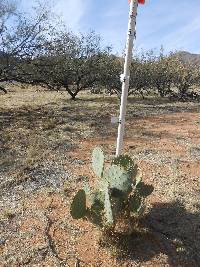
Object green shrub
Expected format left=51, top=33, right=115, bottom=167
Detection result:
left=70, top=147, right=154, bottom=233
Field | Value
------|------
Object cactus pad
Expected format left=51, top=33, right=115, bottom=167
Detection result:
left=92, top=147, right=104, bottom=178
left=105, top=165, right=132, bottom=194
left=136, top=182, right=154, bottom=197
left=104, top=186, right=114, bottom=225
left=70, top=190, right=87, bottom=219
left=128, top=193, right=143, bottom=214
left=113, top=155, right=138, bottom=180
left=112, top=155, right=134, bottom=170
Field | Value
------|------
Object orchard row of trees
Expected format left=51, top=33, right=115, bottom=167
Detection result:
left=129, top=51, right=200, bottom=101
left=1, top=0, right=200, bottom=100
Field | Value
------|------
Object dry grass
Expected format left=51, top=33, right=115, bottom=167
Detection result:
left=0, top=84, right=200, bottom=266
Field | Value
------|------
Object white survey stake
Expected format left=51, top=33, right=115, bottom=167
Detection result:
left=116, top=0, right=140, bottom=156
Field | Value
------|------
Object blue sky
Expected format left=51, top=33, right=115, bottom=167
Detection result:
left=20, top=0, right=200, bottom=54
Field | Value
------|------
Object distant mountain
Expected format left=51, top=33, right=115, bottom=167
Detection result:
left=174, top=51, right=200, bottom=65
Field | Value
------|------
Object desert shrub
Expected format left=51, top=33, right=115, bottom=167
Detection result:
left=70, top=147, right=154, bottom=234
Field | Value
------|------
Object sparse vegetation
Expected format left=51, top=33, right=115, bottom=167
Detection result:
left=1, top=1, right=200, bottom=266
left=0, top=88, right=200, bottom=266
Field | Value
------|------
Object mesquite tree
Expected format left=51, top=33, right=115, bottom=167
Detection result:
left=97, top=51, right=122, bottom=97
left=1, top=2, right=199, bottom=102
left=29, top=31, right=111, bottom=100
left=0, top=0, right=55, bottom=91
left=172, top=59, right=200, bottom=100
left=129, top=53, right=154, bottom=98
left=128, top=51, right=200, bottom=101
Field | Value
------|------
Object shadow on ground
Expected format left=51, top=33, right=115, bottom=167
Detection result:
left=103, top=201, right=200, bottom=267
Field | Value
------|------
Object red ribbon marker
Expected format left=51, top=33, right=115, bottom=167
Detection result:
left=128, top=0, right=145, bottom=4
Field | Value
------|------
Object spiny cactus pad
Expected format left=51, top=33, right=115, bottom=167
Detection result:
left=136, top=182, right=154, bottom=197
left=112, top=155, right=134, bottom=171
left=83, top=181, right=91, bottom=195
left=128, top=193, right=143, bottom=214
left=104, top=165, right=132, bottom=194
left=113, top=155, right=138, bottom=181
left=70, top=190, right=87, bottom=219
left=89, top=191, right=104, bottom=226
left=92, top=147, right=104, bottom=178
left=104, top=186, right=114, bottom=225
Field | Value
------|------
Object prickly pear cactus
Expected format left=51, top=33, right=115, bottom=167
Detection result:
left=104, top=165, right=132, bottom=195
left=70, top=190, right=87, bottom=219
left=135, top=181, right=154, bottom=197
left=104, top=186, right=114, bottom=226
left=92, top=147, right=104, bottom=178
left=89, top=190, right=104, bottom=227
left=70, top=147, right=154, bottom=233
left=128, top=193, right=143, bottom=214
left=113, top=155, right=138, bottom=178
left=112, top=155, right=134, bottom=171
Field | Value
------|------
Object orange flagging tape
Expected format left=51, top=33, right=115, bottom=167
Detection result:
left=128, top=0, right=145, bottom=4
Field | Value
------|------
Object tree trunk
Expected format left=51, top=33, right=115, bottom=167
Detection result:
left=65, top=85, right=80, bottom=101
left=158, top=87, right=165, bottom=97
left=180, top=84, right=188, bottom=99
left=140, top=90, right=145, bottom=100
left=0, top=86, right=7, bottom=94
left=70, top=93, right=77, bottom=101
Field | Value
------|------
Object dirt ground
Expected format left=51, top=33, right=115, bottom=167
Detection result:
left=0, top=85, right=200, bottom=266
